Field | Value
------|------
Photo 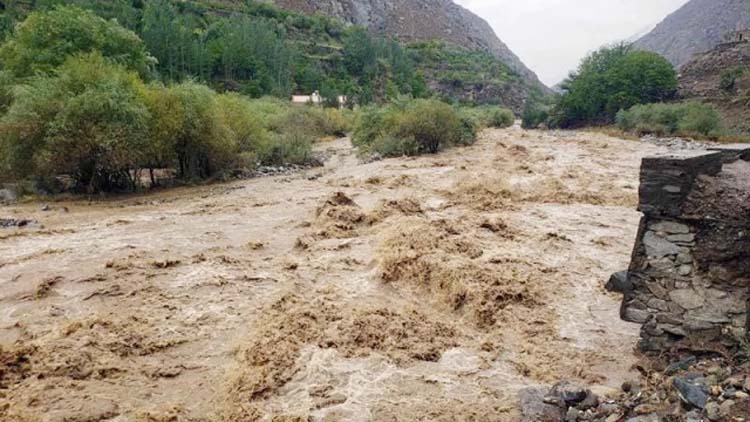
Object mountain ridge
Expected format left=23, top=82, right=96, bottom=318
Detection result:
left=634, top=0, right=750, bottom=68
left=273, top=0, right=546, bottom=89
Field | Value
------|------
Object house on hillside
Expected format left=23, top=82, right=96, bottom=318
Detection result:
left=291, top=90, right=323, bottom=105
left=726, top=29, right=750, bottom=43
left=291, top=91, right=349, bottom=108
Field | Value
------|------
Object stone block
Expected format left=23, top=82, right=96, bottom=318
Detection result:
left=638, top=151, right=723, bottom=218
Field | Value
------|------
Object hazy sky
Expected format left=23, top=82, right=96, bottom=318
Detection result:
left=455, top=0, right=690, bottom=86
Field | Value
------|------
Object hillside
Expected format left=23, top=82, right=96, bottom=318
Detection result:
left=633, top=0, right=750, bottom=68
left=273, top=0, right=543, bottom=87
left=0, top=0, right=545, bottom=111
left=679, top=36, right=750, bottom=132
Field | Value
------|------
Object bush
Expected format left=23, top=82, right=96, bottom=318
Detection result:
left=216, top=93, right=270, bottom=167
left=0, top=53, right=150, bottom=192
left=163, top=82, right=234, bottom=180
left=459, top=106, right=515, bottom=129
left=616, top=102, right=723, bottom=138
left=521, top=100, right=552, bottom=129
left=719, top=67, right=747, bottom=92
left=352, top=99, right=470, bottom=156
left=555, top=44, right=677, bottom=128
left=488, top=108, right=515, bottom=128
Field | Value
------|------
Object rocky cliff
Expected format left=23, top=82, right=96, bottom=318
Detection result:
left=273, top=0, right=544, bottom=88
left=634, top=0, right=750, bottom=68
left=678, top=38, right=750, bottom=132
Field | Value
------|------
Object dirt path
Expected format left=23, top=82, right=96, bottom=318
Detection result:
left=0, top=126, right=664, bottom=421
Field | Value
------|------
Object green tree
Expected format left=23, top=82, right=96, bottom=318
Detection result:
left=554, top=44, right=677, bottom=127
left=0, top=6, right=154, bottom=78
left=342, top=27, right=377, bottom=79
left=0, top=53, right=150, bottom=192
left=163, top=81, right=233, bottom=180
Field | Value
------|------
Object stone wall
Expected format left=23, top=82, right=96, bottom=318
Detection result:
left=613, top=145, right=750, bottom=353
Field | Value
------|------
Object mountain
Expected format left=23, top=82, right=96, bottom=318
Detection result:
left=273, top=0, right=544, bottom=88
left=633, top=0, right=750, bottom=68
left=678, top=35, right=750, bottom=132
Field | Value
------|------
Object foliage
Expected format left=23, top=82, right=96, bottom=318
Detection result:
left=460, top=106, right=515, bottom=129
left=554, top=44, right=677, bottom=127
left=616, top=102, right=723, bottom=138
left=0, top=53, right=150, bottom=192
left=0, top=6, right=154, bottom=79
left=719, top=67, right=748, bottom=92
left=353, top=99, right=470, bottom=156
left=521, top=91, right=557, bottom=129
left=407, top=40, right=519, bottom=105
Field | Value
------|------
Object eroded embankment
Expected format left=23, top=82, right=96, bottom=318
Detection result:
left=0, top=127, right=662, bottom=420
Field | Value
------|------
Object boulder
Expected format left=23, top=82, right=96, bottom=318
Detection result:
left=674, top=377, right=709, bottom=409
left=519, top=388, right=565, bottom=422
left=549, top=380, right=588, bottom=406
left=606, top=271, right=631, bottom=293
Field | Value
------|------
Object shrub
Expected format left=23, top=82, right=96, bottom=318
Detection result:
left=352, top=99, right=469, bottom=156
left=488, top=108, right=515, bottom=128
left=256, top=130, right=313, bottom=166
left=0, top=53, right=150, bottom=192
left=616, top=102, right=723, bottom=138
left=521, top=100, right=552, bottom=129
left=163, top=82, right=234, bottom=180
left=216, top=93, right=270, bottom=167
left=719, top=67, right=747, bottom=92
left=397, top=99, right=461, bottom=153
left=459, top=106, right=515, bottom=129
left=0, top=6, right=154, bottom=79
left=555, top=44, right=677, bottom=127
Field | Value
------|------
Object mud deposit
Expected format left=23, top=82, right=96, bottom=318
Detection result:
left=0, top=127, right=664, bottom=421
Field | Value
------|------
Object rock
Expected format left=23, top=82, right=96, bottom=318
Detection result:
left=734, top=391, right=750, bottom=400
left=622, top=380, right=636, bottom=393
left=685, top=410, right=703, bottom=422
left=565, top=407, right=580, bottom=422
left=669, top=289, right=705, bottom=310
left=597, top=402, right=620, bottom=415
left=719, top=400, right=735, bottom=417
left=643, top=231, right=681, bottom=258
left=647, top=299, right=669, bottom=312
left=705, top=401, right=721, bottom=420
left=0, top=218, right=37, bottom=228
left=743, top=376, right=750, bottom=393
left=659, top=324, right=687, bottom=337
left=41, top=204, right=50, bottom=211
left=723, top=376, right=744, bottom=390
left=624, top=307, right=651, bottom=324
left=519, top=388, right=565, bottom=422
left=650, top=221, right=690, bottom=234
left=678, top=265, right=693, bottom=276
left=0, top=188, right=17, bottom=204
left=605, top=415, right=621, bottom=422
left=550, top=380, right=589, bottom=406
left=676, top=252, right=693, bottom=264
left=606, top=271, right=631, bottom=293
left=665, top=356, right=697, bottom=375
left=674, top=377, right=709, bottom=409
left=668, top=233, right=696, bottom=243
left=577, top=391, right=600, bottom=411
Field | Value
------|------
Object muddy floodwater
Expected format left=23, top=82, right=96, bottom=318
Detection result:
left=0, top=127, right=665, bottom=421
